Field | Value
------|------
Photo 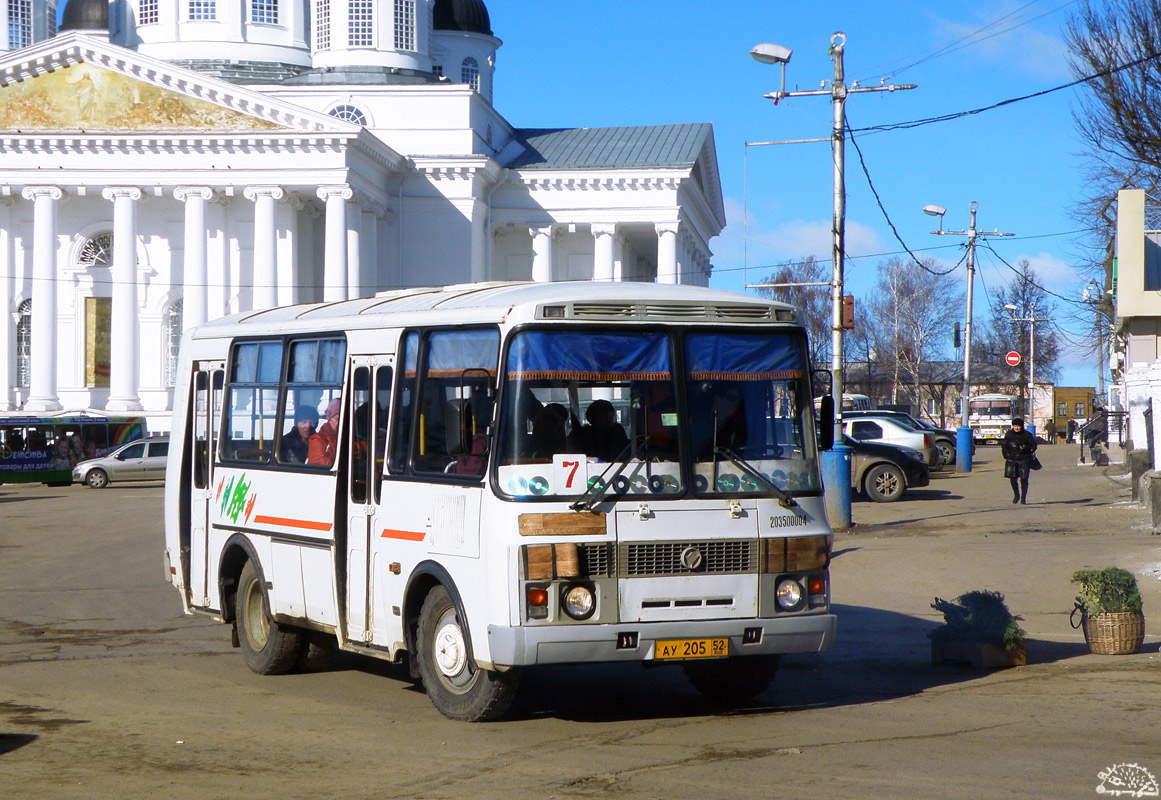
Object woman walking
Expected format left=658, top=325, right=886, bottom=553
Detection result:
left=1001, top=417, right=1038, bottom=504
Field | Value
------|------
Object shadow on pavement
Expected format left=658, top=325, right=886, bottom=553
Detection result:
left=0, top=733, right=37, bottom=756
left=0, top=492, right=67, bottom=504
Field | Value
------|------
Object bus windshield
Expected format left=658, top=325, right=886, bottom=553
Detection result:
left=496, top=328, right=821, bottom=500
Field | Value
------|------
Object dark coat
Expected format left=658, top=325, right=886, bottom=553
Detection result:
left=1001, top=428, right=1037, bottom=464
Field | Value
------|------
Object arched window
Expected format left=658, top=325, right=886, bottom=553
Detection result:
left=16, top=299, right=31, bottom=388
left=164, top=300, right=184, bottom=387
left=461, top=56, right=480, bottom=92
left=328, top=104, right=367, bottom=125
left=79, top=232, right=113, bottom=267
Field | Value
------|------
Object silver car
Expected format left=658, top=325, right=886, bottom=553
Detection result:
left=72, top=437, right=169, bottom=488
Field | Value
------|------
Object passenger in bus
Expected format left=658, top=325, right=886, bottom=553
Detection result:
left=308, top=398, right=342, bottom=467
left=530, top=403, right=569, bottom=459
left=573, top=399, right=629, bottom=461
left=282, top=407, right=318, bottom=464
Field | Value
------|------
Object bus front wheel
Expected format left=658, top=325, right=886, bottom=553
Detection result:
left=416, top=585, right=519, bottom=722
left=682, top=655, right=780, bottom=703
left=235, top=560, right=304, bottom=675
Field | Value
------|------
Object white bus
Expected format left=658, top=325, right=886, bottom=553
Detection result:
left=163, top=282, right=836, bottom=720
left=968, top=393, right=1021, bottom=443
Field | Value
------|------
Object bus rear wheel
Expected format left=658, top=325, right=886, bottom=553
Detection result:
left=682, top=655, right=780, bottom=703
left=416, top=585, right=519, bottom=722
left=235, top=560, right=303, bottom=675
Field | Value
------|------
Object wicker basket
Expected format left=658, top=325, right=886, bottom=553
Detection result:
left=1080, top=610, right=1145, bottom=655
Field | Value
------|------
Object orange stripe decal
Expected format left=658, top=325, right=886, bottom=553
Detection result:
left=382, top=528, right=426, bottom=542
left=253, top=515, right=333, bottom=532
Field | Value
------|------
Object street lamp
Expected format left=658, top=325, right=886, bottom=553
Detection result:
left=1004, top=302, right=1050, bottom=436
left=927, top=202, right=1013, bottom=472
left=751, top=33, right=915, bottom=531
left=1082, top=280, right=1107, bottom=397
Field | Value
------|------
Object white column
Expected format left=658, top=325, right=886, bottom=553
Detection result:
left=103, top=186, right=143, bottom=412
left=613, top=231, right=626, bottom=282
left=592, top=223, right=617, bottom=283
left=470, top=200, right=487, bottom=283
left=244, top=185, right=284, bottom=310
left=346, top=198, right=362, bottom=300
left=21, top=187, right=63, bottom=412
left=0, top=197, right=12, bottom=410
left=530, top=225, right=554, bottom=283
left=318, top=185, right=352, bottom=302
left=174, top=187, right=212, bottom=331
left=655, top=222, right=679, bottom=284
left=361, top=205, right=379, bottom=294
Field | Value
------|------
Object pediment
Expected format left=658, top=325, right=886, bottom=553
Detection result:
left=0, top=32, right=355, bottom=135
left=0, top=62, right=285, bottom=132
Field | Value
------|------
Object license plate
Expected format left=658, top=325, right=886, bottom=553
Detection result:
left=654, top=637, right=728, bottom=660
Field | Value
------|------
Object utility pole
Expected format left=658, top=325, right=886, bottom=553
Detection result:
left=925, top=202, right=1013, bottom=471
left=751, top=32, right=915, bottom=530
left=1005, top=302, right=1052, bottom=436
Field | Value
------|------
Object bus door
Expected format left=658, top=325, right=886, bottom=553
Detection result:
left=346, top=359, right=393, bottom=644
left=189, top=363, right=225, bottom=609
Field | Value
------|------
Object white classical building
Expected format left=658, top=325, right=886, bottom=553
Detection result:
left=0, top=0, right=725, bottom=429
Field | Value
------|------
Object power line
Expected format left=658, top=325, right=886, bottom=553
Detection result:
left=846, top=120, right=959, bottom=276
left=850, top=48, right=1161, bottom=135
left=854, top=0, right=1078, bottom=83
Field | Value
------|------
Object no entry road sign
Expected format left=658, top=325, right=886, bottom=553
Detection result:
left=1005, top=351, right=1021, bottom=366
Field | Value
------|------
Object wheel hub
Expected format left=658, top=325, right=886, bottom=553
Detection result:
left=434, top=619, right=467, bottom=679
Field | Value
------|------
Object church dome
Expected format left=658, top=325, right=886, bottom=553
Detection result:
left=59, top=0, right=109, bottom=32
left=433, top=0, right=492, bottom=36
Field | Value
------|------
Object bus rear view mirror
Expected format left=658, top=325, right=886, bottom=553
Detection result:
left=817, top=395, right=835, bottom=451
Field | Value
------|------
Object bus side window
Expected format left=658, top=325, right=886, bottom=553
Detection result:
left=374, top=366, right=392, bottom=497
left=223, top=341, right=283, bottom=463
left=389, top=332, right=419, bottom=474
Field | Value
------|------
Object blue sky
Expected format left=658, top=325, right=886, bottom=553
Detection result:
left=490, top=0, right=1100, bottom=388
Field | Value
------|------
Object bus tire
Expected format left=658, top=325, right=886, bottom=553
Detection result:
left=235, top=559, right=303, bottom=675
left=295, top=630, right=335, bottom=672
left=416, top=585, right=519, bottom=722
left=682, top=655, right=780, bottom=703
left=85, top=469, right=109, bottom=489
left=864, top=464, right=905, bottom=502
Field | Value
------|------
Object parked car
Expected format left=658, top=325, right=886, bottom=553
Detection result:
left=72, top=436, right=169, bottom=488
left=841, top=416, right=940, bottom=469
left=844, top=409, right=959, bottom=467
left=842, top=434, right=930, bottom=502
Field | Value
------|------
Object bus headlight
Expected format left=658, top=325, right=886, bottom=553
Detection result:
left=775, top=578, right=805, bottom=611
left=561, top=584, right=596, bottom=620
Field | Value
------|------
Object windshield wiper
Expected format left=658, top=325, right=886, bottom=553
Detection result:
left=714, top=446, right=798, bottom=509
left=569, top=436, right=647, bottom=513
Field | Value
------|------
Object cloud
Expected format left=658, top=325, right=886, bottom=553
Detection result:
left=715, top=198, right=886, bottom=271
left=931, top=3, right=1071, bottom=81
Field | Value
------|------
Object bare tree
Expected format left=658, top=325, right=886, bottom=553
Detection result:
left=755, top=256, right=830, bottom=367
left=981, top=259, right=1061, bottom=406
left=1065, top=0, right=1161, bottom=377
left=865, top=257, right=963, bottom=411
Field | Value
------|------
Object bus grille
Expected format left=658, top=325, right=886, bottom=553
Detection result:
left=578, top=543, right=616, bottom=577
left=619, top=540, right=756, bottom=577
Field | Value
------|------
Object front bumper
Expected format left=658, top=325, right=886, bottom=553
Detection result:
left=486, top=612, right=836, bottom=668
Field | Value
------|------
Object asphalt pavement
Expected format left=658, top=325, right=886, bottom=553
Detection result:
left=0, top=441, right=1158, bottom=799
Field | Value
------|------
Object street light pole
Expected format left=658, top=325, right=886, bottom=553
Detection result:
left=925, top=202, right=1013, bottom=471
left=1004, top=302, right=1050, bottom=436
left=752, top=32, right=915, bottom=530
